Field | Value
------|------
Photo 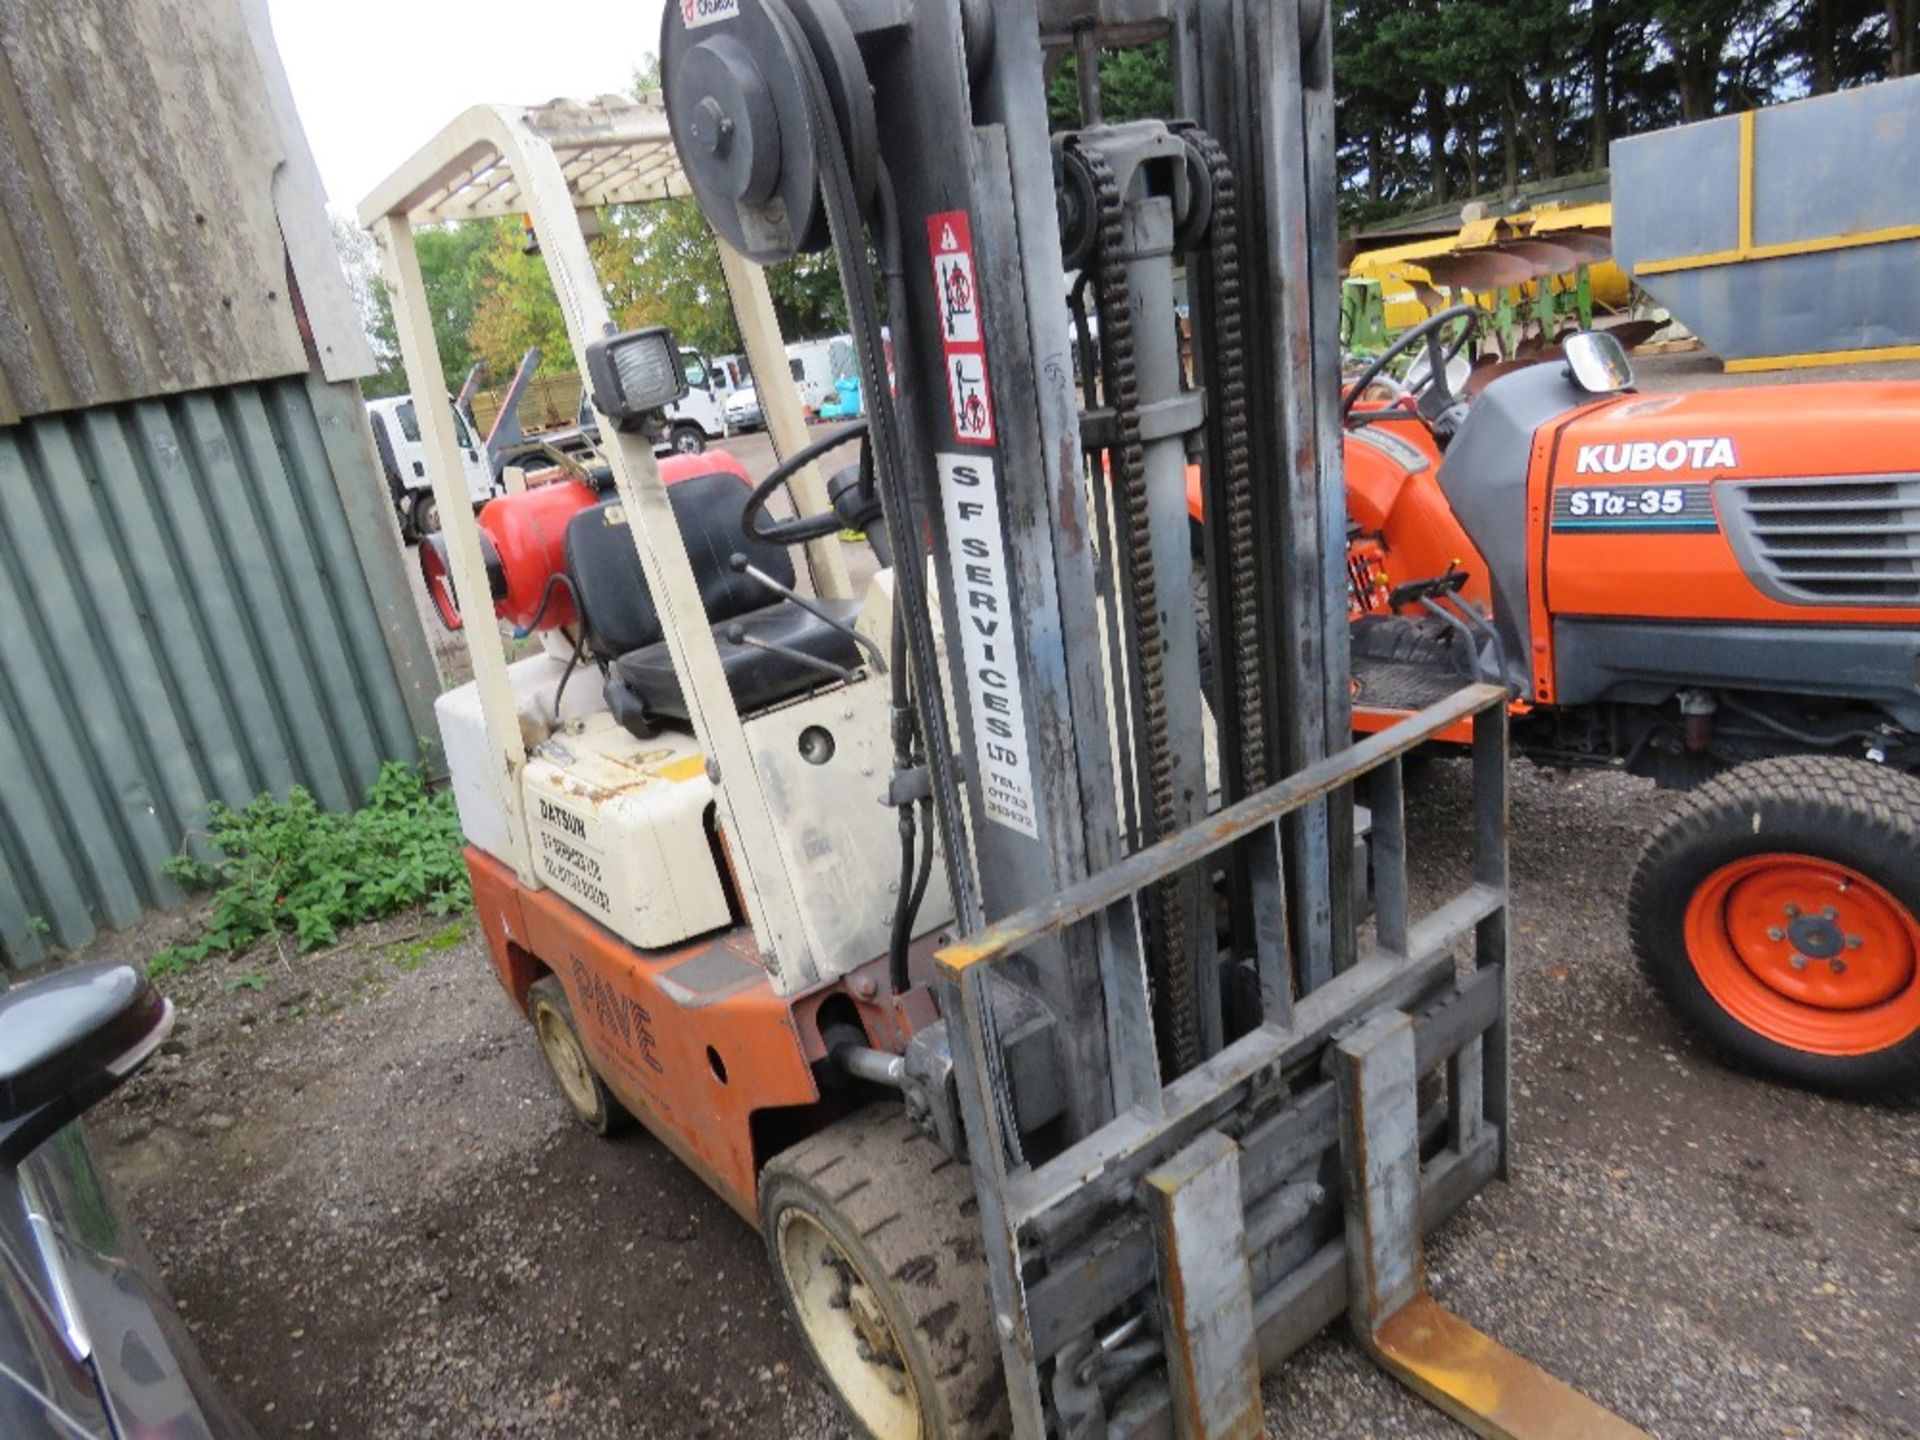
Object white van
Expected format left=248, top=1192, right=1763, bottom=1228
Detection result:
left=365, top=394, right=499, bottom=539
left=784, top=335, right=857, bottom=414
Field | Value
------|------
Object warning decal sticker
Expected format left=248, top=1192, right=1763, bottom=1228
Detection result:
left=928, top=211, right=995, bottom=446
left=937, top=452, right=1038, bottom=839
left=946, top=353, right=994, bottom=444
left=934, top=251, right=979, bottom=344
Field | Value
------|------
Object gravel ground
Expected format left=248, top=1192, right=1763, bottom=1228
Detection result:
left=85, top=758, right=1918, bottom=1439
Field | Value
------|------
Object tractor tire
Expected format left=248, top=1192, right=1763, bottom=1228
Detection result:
left=409, top=489, right=442, bottom=539
left=1628, top=756, right=1920, bottom=1100
left=527, top=976, right=630, bottom=1136
left=669, top=422, right=708, bottom=455
left=759, top=1106, right=1008, bottom=1440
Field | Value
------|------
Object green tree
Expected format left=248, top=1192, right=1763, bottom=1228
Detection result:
left=467, top=219, right=577, bottom=381
left=600, top=198, right=739, bottom=354
left=330, top=212, right=496, bottom=397
left=596, top=53, right=851, bottom=360
left=1781, top=0, right=1899, bottom=91
left=767, top=251, right=850, bottom=338
left=330, top=212, right=404, bottom=397
left=1649, top=0, right=1755, bottom=118
left=1046, top=42, right=1176, bottom=127
left=410, top=223, right=496, bottom=387
left=1327, top=0, right=1858, bottom=223
left=1895, top=0, right=1920, bottom=75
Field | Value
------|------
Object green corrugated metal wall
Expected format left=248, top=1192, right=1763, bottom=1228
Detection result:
left=0, top=372, right=439, bottom=968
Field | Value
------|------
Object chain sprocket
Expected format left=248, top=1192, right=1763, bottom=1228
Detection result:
left=1181, top=128, right=1268, bottom=794
left=1068, top=135, right=1198, bottom=1077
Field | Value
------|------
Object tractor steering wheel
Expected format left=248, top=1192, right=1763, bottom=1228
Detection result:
left=1342, top=304, right=1480, bottom=430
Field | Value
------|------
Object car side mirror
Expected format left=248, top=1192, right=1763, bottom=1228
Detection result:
left=1563, top=330, right=1634, bottom=394
left=0, top=963, right=173, bottom=1168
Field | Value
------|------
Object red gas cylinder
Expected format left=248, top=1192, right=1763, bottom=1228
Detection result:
left=420, top=452, right=750, bottom=632
left=421, top=476, right=597, bottom=632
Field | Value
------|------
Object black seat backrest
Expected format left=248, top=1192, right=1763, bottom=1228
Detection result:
left=564, top=471, right=796, bottom=661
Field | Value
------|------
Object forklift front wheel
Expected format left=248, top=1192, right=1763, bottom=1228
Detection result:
left=759, top=1106, right=1008, bottom=1440
left=1629, top=755, right=1920, bottom=1098
left=528, top=976, right=629, bottom=1136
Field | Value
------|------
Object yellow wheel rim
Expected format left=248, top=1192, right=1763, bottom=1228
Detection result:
left=775, top=1209, right=922, bottom=1438
left=534, top=1001, right=600, bottom=1120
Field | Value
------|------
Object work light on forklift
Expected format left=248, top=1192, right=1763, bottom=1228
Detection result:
left=585, top=326, right=688, bottom=432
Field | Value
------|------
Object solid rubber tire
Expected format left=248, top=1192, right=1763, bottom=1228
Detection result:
left=1627, top=755, right=1920, bottom=1100
left=759, top=1106, right=1009, bottom=1439
left=527, top=976, right=630, bottom=1136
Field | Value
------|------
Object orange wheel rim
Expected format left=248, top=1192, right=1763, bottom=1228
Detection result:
left=1683, top=854, right=1920, bottom=1057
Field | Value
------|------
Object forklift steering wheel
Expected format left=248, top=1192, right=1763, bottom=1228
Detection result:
left=1342, top=304, right=1480, bottom=429
left=742, top=421, right=870, bottom=547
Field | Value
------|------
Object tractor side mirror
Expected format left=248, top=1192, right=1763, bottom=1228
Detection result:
left=0, top=963, right=173, bottom=1168
left=1563, top=331, right=1634, bottom=395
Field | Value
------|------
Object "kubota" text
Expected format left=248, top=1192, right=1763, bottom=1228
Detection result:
left=1574, top=437, right=1738, bottom=475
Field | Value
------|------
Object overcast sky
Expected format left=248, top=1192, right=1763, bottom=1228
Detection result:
left=267, top=0, right=667, bottom=212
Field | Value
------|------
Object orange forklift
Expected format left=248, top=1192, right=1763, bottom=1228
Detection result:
left=364, top=4, right=1651, bottom=1436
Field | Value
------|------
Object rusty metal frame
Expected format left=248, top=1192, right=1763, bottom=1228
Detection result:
left=935, top=683, right=1513, bottom=1437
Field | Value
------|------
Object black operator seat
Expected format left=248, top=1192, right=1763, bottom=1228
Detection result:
left=562, top=457, right=861, bottom=737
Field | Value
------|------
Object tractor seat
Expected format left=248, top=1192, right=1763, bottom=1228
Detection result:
left=562, top=463, right=861, bottom=736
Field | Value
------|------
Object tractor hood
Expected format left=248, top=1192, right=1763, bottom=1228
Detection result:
left=1543, top=376, right=1920, bottom=729
left=1437, top=364, right=1596, bottom=694
left=1441, top=369, right=1920, bottom=704
left=1554, top=380, right=1920, bottom=485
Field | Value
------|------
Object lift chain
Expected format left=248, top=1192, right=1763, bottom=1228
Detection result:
left=1181, top=127, right=1269, bottom=794
left=1070, top=134, right=1198, bottom=1078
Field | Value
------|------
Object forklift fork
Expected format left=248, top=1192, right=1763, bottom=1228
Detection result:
left=1336, top=1011, right=1645, bottom=1440
left=937, top=686, right=1646, bottom=1439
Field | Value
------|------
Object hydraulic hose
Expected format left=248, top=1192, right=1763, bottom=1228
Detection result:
left=759, top=0, right=1027, bottom=1162
left=885, top=586, right=925, bottom=995
left=514, top=570, right=578, bottom=638
left=1718, top=693, right=1878, bottom=749
left=552, top=626, right=586, bottom=725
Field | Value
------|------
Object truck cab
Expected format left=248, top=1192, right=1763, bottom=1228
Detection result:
left=366, top=393, right=497, bottom=537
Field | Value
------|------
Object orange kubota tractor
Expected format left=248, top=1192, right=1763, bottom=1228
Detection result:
left=1250, top=307, right=1920, bottom=1096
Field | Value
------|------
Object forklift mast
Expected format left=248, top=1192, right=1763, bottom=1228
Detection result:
left=665, top=0, right=1355, bottom=1128
left=666, top=2, right=1638, bottom=1435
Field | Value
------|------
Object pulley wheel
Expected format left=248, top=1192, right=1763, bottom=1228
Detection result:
left=1054, top=146, right=1100, bottom=272
left=663, top=0, right=825, bottom=263
left=781, top=0, right=878, bottom=214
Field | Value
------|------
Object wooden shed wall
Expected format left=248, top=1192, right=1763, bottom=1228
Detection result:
left=0, top=0, right=369, bottom=424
